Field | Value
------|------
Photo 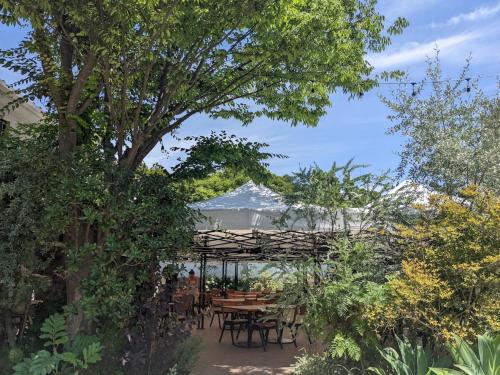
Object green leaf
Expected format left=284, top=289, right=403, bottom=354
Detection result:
left=40, top=314, right=68, bottom=347
left=429, top=368, right=463, bottom=375
left=368, top=367, right=389, bottom=375
left=27, top=350, right=60, bottom=375
left=13, top=358, right=32, bottom=375
left=452, top=334, right=482, bottom=374
left=82, top=342, right=103, bottom=366
left=416, top=345, right=430, bottom=375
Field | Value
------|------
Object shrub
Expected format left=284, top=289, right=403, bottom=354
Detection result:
left=430, top=333, right=500, bottom=375
left=305, top=240, right=390, bottom=363
left=170, top=336, right=202, bottom=375
left=294, top=353, right=363, bottom=375
left=368, top=336, right=450, bottom=375
left=12, top=314, right=102, bottom=375
left=386, top=188, right=500, bottom=342
left=251, top=271, right=284, bottom=292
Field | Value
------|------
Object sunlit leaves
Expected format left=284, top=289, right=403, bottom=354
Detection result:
left=387, top=188, right=500, bottom=342
left=381, top=54, right=500, bottom=195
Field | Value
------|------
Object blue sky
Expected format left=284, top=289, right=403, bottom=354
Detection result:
left=149, top=0, right=500, bottom=177
left=1, top=0, right=499, bottom=177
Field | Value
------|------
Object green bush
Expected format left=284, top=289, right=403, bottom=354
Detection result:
left=251, top=271, right=283, bottom=292
left=430, top=333, right=500, bottom=375
left=368, top=336, right=449, bottom=375
left=0, top=346, right=24, bottom=374
left=169, top=336, right=202, bottom=375
left=294, top=353, right=363, bottom=375
left=12, top=314, right=103, bottom=375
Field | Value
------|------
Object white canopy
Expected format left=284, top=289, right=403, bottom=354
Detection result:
left=386, top=180, right=434, bottom=205
left=189, top=181, right=356, bottom=232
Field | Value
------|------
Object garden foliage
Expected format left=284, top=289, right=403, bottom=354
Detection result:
left=386, top=187, right=500, bottom=341
left=382, top=55, right=500, bottom=195
left=13, top=314, right=102, bottom=375
left=430, top=333, right=500, bottom=375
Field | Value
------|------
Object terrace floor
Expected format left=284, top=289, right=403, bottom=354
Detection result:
left=190, top=319, right=319, bottom=375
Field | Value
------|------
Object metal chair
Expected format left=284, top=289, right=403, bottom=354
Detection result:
left=218, top=301, right=246, bottom=344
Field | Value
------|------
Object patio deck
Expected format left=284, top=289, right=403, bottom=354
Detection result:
left=190, top=322, right=318, bottom=375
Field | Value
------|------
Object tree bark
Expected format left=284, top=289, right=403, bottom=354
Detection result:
left=3, top=311, right=17, bottom=348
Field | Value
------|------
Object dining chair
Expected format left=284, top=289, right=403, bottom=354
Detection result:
left=277, top=306, right=298, bottom=347
left=294, top=305, right=312, bottom=344
left=218, top=301, right=246, bottom=344
left=210, top=298, right=224, bottom=328
left=251, top=307, right=280, bottom=351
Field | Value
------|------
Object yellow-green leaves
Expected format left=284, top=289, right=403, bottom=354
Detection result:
left=387, top=188, right=500, bottom=342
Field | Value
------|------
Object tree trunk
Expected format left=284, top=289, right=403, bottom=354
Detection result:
left=3, top=311, right=17, bottom=348
left=63, top=201, right=95, bottom=337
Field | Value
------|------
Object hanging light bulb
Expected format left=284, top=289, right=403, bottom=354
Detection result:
left=465, top=78, right=471, bottom=93
left=411, top=82, right=417, bottom=97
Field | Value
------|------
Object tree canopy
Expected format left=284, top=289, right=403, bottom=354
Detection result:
left=382, top=54, right=500, bottom=195
left=182, top=167, right=294, bottom=202
left=1, top=0, right=406, bottom=168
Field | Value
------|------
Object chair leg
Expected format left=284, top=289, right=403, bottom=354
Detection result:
left=291, top=328, right=298, bottom=348
left=219, top=324, right=226, bottom=342
left=305, top=327, right=312, bottom=344
left=265, top=329, right=271, bottom=346
left=210, top=312, right=215, bottom=327
left=278, top=327, right=284, bottom=349
left=258, top=328, right=266, bottom=351
left=236, top=324, right=242, bottom=340
left=218, top=313, right=222, bottom=329
left=230, top=324, right=235, bottom=344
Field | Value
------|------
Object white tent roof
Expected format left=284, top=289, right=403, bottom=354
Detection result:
left=189, top=181, right=292, bottom=230
left=189, top=181, right=359, bottom=232
left=189, top=181, right=288, bottom=211
left=386, top=180, right=434, bottom=205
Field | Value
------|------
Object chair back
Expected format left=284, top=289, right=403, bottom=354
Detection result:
left=221, top=299, right=243, bottom=315
left=173, top=294, right=193, bottom=316
left=282, top=306, right=297, bottom=325
left=210, top=288, right=222, bottom=298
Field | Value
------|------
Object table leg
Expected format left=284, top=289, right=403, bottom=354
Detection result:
left=247, top=312, right=253, bottom=347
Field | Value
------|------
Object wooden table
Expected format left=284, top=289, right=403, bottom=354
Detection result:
left=224, top=305, right=277, bottom=348
left=211, top=298, right=245, bottom=304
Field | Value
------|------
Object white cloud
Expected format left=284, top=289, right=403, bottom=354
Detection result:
left=368, top=31, right=479, bottom=69
left=430, top=2, right=500, bottom=28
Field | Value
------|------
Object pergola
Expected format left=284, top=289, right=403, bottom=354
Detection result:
left=187, top=181, right=348, bottom=328
left=182, top=180, right=429, bottom=328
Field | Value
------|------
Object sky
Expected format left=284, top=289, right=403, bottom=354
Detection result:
left=1, top=0, right=499, bottom=178
left=149, top=0, right=500, bottom=177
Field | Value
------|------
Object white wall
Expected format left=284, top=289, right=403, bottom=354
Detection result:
left=0, top=80, right=43, bottom=129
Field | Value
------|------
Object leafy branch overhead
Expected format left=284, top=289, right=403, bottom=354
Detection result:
left=170, top=131, right=286, bottom=181
left=0, top=0, right=407, bottom=168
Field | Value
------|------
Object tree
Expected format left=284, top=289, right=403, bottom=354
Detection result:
left=382, top=54, right=500, bottom=195
left=386, top=187, right=500, bottom=343
left=182, top=167, right=294, bottom=202
left=0, top=0, right=406, bottom=335
left=271, top=162, right=408, bottom=364
left=277, top=161, right=408, bottom=239
left=0, top=124, right=276, bottom=349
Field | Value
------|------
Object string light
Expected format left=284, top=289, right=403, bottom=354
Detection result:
left=374, top=74, right=498, bottom=86
left=465, top=77, right=471, bottom=93
left=371, top=74, right=498, bottom=97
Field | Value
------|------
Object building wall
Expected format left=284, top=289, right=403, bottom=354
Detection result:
left=0, top=80, right=43, bottom=132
